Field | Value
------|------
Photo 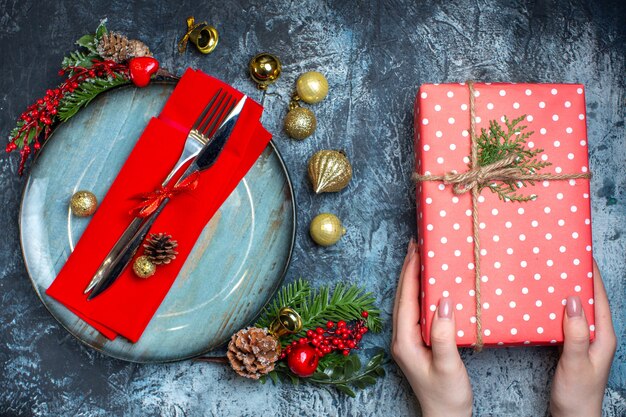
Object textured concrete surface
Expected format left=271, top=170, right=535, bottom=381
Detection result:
left=0, top=1, right=624, bottom=416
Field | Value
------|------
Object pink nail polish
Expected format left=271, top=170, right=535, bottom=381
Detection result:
left=438, top=297, right=452, bottom=319
left=407, top=238, right=416, bottom=256
left=566, top=295, right=582, bottom=317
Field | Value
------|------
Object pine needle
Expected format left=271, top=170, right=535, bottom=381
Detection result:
left=57, top=75, right=130, bottom=122
left=475, top=115, right=551, bottom=202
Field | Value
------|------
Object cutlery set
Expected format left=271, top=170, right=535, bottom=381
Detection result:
left=85, top=91, right=247, bottom=299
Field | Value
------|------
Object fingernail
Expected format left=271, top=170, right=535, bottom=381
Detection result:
left=566, top=295, right=582, bottom=317
left=407, top=238, right=416, bottom=256
left=438, top=297, right=452, bottom=319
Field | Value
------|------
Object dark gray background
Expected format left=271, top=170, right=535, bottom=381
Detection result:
left=1, top=1, right=624, bottom=416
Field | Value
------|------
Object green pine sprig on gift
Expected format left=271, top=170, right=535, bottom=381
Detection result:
left=255, top=279, right=382, bottom=345
left=475, top=115, right=551, bottom=202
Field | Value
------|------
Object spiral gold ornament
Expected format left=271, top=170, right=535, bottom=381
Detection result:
left=284, top=107, right=317, bottom=140
left=70, top=190, right=98, bottom=217
left=310, top=213, right=346, bottom=246
left=307, top=150, right=352, bottom=194
left=296, top=71, right=329, bottom=104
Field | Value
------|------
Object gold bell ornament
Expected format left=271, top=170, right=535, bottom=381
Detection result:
left=249, top=53, right=282, bottom=90
left=70, top=190, right=98, bottom=217
left=307, top=150, right=353, bottom=194
left=310, top=213, right=346, bottom=246
left=268, top=307, right=303, bottom=338
left=178, top=17, right=219, bottom=54
left=284, top=71, right=329, bottom=140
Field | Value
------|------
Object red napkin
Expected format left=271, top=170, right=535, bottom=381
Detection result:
left=46, top=69, right=272, bottom=342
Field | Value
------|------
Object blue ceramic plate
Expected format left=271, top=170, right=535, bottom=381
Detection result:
left=19, top=82, right=295, bottom=363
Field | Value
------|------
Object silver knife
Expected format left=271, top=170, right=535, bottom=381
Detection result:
left=86, top=95, right=247, bottom=300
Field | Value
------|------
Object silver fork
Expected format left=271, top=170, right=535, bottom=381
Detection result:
left=83, top=89, right=234, bottom=294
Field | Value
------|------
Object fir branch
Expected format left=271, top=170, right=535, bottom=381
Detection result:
left=256, top=280, right=382, bottom=346
left=57, top=74, right=130, bottom=122
left=61, top=50, right=100, bottom=69
left=475, top=115, right=551, bottom=202
left=61, top=20, right=107, bottom=70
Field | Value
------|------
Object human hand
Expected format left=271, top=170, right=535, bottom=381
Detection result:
left=391, top=239, right=473, bottom=417
left=550, top=260, right=617, bottom=417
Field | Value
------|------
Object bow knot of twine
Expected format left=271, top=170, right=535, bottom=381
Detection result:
left=414, top=81, right=591, bottom=350
left=130, top=172, right=200, bottom=218
left=439, top=155, right=519, bottom=194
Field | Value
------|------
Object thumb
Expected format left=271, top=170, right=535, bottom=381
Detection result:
left=562, top=295, right=590, bottom=362
left=430, top=297, right=462, bottom=371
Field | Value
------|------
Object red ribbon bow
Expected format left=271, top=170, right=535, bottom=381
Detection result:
left=130, top=172, right=200, bottom=218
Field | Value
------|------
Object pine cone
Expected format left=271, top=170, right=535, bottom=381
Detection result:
left=227, top=327, right=280, bottom=379
left=143, top=233, right=178, bottom=265
left=97, top=32, right=151, bottom=63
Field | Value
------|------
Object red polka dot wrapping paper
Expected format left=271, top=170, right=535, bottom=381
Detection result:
left=414, top=83, right=595, bottom=347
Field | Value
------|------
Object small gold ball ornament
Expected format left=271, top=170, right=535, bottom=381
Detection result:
left=133, top=255, right=156, bottom=279
left=310, top=213, right=346, bottom=246
left=284, top=107, right=317, bottom=140
left=249, top=53, right=282, bottom=90
left=70, top=191, right=98, bottom=217
left=307, top=150, right=353, bottom=194
left=296, top=71, right=329, bottom=104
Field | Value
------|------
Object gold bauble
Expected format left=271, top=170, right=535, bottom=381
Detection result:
left=310, top=213, right=346, bottom=246
left=249, top=53, right=282, bottom=90
left=70, top=191, right=98, bottom=217
left=296, top=71, right=329, bottom=104
left=307, top=150, right=352, bottom=194
left=133, top=255, right=156, bottom=278
left=284, top=107, right=317, bottom=140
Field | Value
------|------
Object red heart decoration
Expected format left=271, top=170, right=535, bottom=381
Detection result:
left=129, top=57, right=159, bottom=88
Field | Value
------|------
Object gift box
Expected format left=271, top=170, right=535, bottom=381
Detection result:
left=414, top=82, right=595, bottom=348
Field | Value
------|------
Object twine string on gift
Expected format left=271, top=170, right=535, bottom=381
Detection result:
left=413, top=81, right=591, bottom=350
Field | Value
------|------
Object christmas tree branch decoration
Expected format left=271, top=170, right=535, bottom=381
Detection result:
left=248, top=279, right=385, bottom=395
left=475, top=115, right=550, bottom=202
left=6, top=20, right=159, bottom=175
left=255, top=279, right=382, bottom=345
left=205, top=279, right=385, bottom=395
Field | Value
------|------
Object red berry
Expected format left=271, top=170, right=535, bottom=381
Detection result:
left=361, top=311, right=369, bottom=318
left=337, top=320, right=346, bottom=328
left=306, top=330, right=314, bottom=338
left=33, top=142, right=41, bottom=150
left=347, top=341, right=356, bottom=348
left=287, top=344, right=319, bottom=378
left=342, top=350, right=350, bottom=356
left=316, top=327, right=324, bottom=335
left=326, top=321, right=334, bottom=328
left=355, top=334, right=362, bottom=341
left=291, top=341, right=298, bottom=346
